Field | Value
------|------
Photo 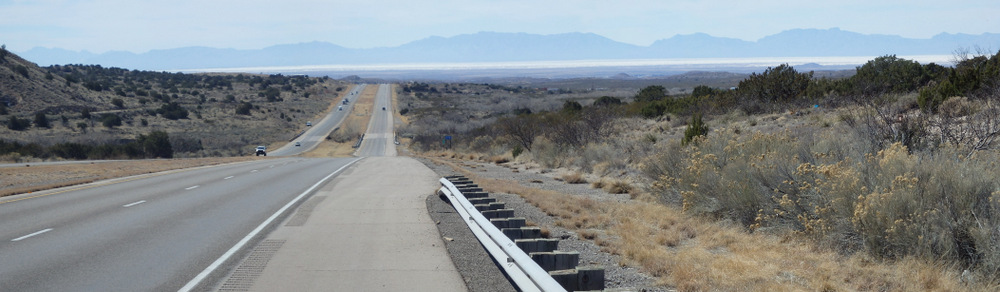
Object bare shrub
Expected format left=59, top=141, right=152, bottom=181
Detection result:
left=528, top=136, right=564, bottom=168
left=603, top=179, right=633, bottom=194
left=561, top=172, right=588, bottom=184
left=654, top=123, right=1000, bottom=276
left=490, top=155, right=510, bottom=164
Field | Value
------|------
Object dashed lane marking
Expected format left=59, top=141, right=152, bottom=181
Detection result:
left=123, top=200, right=146, bottom=207
left=12, top=228, right=53, bottom=242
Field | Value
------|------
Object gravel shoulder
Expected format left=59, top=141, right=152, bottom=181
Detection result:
left=417, top=156, right=665, bottom=291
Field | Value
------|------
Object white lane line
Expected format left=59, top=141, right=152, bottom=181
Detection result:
left=123, top=200, right=146, bottom=207
left=12, top=228, right=53, bottom=242
left=251, top=170, right=259, bottom=173
left=269, top=165, right=275, bottom=168
left=185, top=186, right=199, bottom=190
left=178, top=158, right=362, bottom=292
left=224, top=176, right=234, bottom=180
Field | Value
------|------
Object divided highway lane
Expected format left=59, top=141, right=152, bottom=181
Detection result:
left=270, top=84, right=367, bottom=156
left=0, top=157, right=358, bottom=291
left=356, top=84, right=396, bottom=157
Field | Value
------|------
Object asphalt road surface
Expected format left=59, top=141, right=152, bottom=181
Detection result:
left=355, top=83, right=397, bottom=157
left=0, top=83, right=465, bottom=291
left=224, top=83, right=464, bottom=291
left=0, top=157, right=358, bottom=291
left=269, top=84, right=366, bottom=156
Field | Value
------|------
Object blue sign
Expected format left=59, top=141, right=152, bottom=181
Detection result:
left=445, top=136, right=452, bottom=140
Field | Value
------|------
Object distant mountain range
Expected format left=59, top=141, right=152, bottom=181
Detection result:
left=18, top=28, right=1000, bottom=71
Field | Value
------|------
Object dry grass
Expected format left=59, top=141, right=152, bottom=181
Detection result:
left=426, top=154, right=990, bottom=291
left=299, top=139, right=357, bottom=158
left=0, top=157, right=253, bottom=198
left=560, top=172, right=588, bottom=184
left=489, top=155, right=511, bottom=164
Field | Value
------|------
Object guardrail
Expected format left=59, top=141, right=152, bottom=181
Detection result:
left=439, top=177, right=567, bottom=292
left=352, top=134, right=364, bottom=149
left=289, top=129, right=306, bottom=142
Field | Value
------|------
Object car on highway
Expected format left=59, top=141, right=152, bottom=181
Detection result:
left=255, top=145, right=267, bottom=156
left=338, top=106, right=343, bottom=111
left=306, top=122, right=312, bottom=126
left=295, top=141, right=301, bottom=147
left=382, top=107, right=386, bottom=110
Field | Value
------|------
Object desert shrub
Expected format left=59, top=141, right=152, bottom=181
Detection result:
left=847, top=55, right=939, bottom=96
left=100, top=113, right=122, bottom=128
left=511, top=145, right=523, bottom=159
left=561, top=172, right=588, bottom=184
left=137, top=131, right=173, bottom=158
left=530, top=136, right=564, bottom=168
left=33, top=113, right=50, bottom=129
left=7, top=116, right=30, bottom=131
left=682, top=113, right=708, bottom=146
left=602, top=179, right=632, bottom=194
left=14, top=64, right=29, bottom=78
left=735, top=64, right=812, bottom=113
left=157, top=102, right=189, bottom=120
left=655, top=125, right=1000, bottom=273
left=635, top=85, right=667, bottom=103
left=593, top=96, right=622, bottom=107
left=235, top=101, right=253, bottom=115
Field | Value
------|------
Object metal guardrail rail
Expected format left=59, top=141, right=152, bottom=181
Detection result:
left=439, top=178, right=567, bottom=292
left=352, top=134, right=364, bottom=149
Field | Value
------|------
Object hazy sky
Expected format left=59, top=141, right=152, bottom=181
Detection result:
left=2, top=0, right=997, bottom=53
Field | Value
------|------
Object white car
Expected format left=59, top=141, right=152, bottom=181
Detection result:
left=295, top=142, right=301, bottom=147
left=255, top=146, right=267, bottom=156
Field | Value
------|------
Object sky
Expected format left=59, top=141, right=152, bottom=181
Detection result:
left=1, top=0, right=998, bottom=54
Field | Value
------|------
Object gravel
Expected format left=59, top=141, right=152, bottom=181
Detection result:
left=418, top=157, right=668, bottom=291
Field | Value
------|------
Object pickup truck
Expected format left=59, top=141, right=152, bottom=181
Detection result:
left=255, top=145, right=267, bottom=156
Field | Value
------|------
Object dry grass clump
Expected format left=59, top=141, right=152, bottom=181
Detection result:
left=592, top=178, right=632, bottom=194
left=652, top=125, right=1000, bottom=285
left=560, top=172, right=588, bottom=184
left=426, top=153, right=987, bottom=291
left=489, top=155, right=510, bottom=164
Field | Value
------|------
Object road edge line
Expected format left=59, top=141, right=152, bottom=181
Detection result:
left=177, top=157, right=362, bottom=292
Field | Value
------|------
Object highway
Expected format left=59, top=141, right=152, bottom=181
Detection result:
left=0, top=84, right=459, bottom=291
left=355, top=83, right=397, bottom=157
left=0, top=85, right=368, bottom=291
left=0, top=157, right=358, bottom=291
left=269, top=84, right=366, bottom=156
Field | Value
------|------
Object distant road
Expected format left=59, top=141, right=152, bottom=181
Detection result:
left=0, top=84, right=364, bottom=167
left=228, top=83, right=465, bottom=291
left=0, top=157, right=358, bottom=291
left=355, top=84, right=396, bottom=157
left=269, top=84, right=366, bottom=156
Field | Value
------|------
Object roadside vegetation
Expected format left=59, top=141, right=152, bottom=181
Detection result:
left=405, top=51, right=1000, bottom=290
left=0, top=50, right=350, bottom=161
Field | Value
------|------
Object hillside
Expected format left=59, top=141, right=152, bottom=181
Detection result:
left=0, top=49, right=351, bottom=159
left=398, top=53, right=1000, bottom=290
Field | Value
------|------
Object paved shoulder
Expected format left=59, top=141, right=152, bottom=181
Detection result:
left=237, top=156, right=465, bottom=291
